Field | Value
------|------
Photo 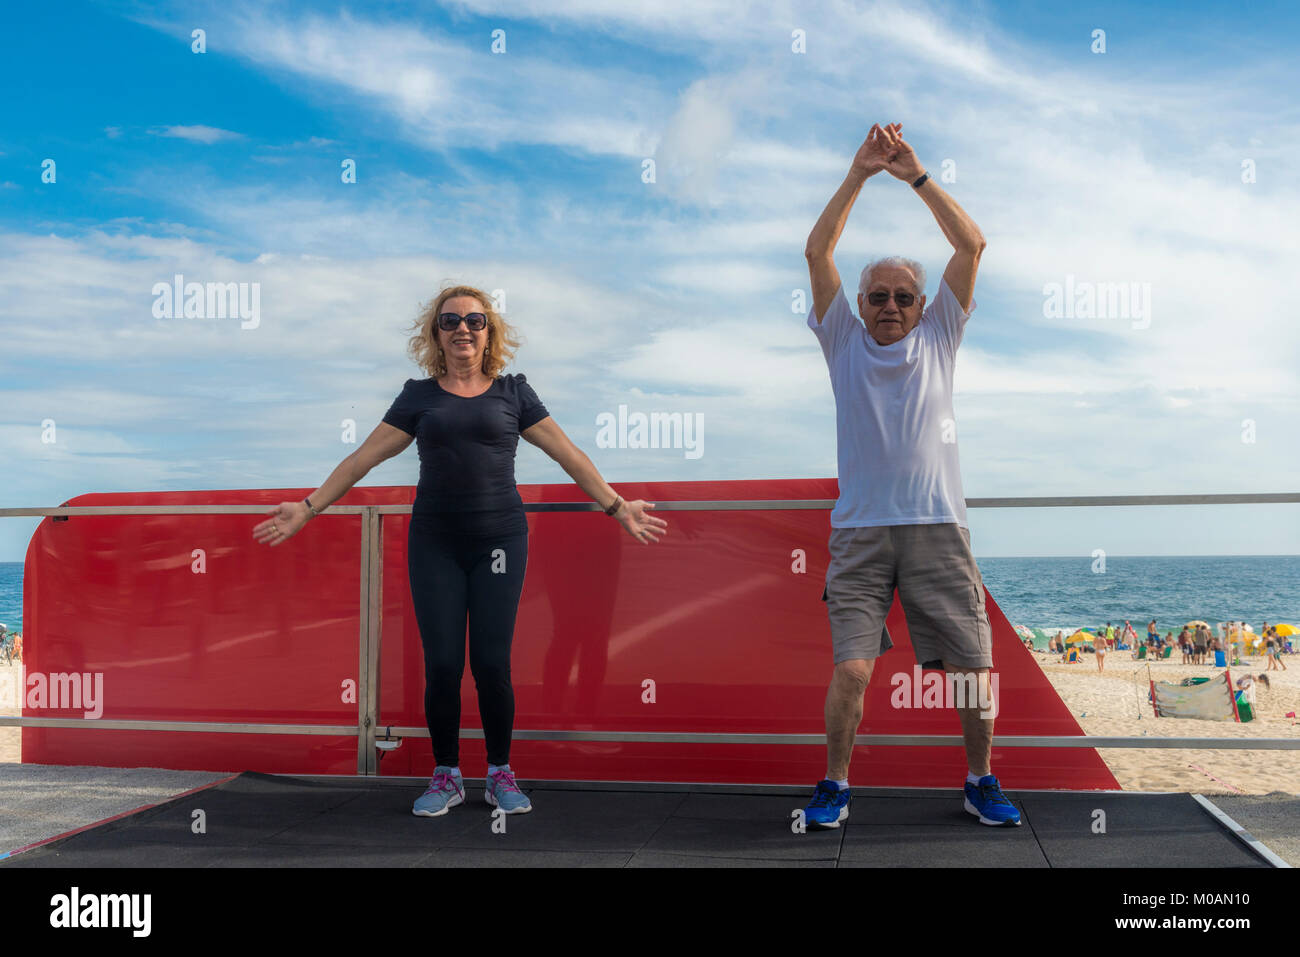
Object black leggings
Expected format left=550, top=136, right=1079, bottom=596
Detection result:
left=407, top=517, right=528, bottom=768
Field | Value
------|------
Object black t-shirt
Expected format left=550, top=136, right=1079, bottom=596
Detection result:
left=383, top=373, right=549, bottom=535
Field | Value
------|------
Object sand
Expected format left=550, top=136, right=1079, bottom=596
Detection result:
left=1031, top=649, right=1300, bottom=795
left=0, top=660, right=21, bottom=764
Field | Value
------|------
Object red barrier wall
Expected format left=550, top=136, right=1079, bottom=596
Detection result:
left=21, top=480, right=1118, bottom=789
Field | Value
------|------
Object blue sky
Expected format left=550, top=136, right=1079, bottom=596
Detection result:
left=2, top=0, right=1298, bottom=561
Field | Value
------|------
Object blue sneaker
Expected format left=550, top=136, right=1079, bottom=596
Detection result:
left=963, top=774, right=1022, bottom=826
left=485, top=766, right=532, bottom=814
left=803, top=779, right=850, bottom=828
left=413, top=766, right=464, bottom=817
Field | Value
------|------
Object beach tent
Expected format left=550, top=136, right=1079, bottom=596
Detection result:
left=1014, top=626, right=1055, bottom=649
left=1150, top=670, right=1240, bottom=721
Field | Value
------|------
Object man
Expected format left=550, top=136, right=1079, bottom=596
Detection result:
left=802, top=122, right=1019, bottom=828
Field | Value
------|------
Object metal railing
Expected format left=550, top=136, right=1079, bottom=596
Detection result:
left=2, top=492, right=1298, bottom=774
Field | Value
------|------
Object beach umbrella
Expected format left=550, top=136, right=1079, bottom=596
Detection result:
left=1185, top=620, right=1209, bottom=630
left=1275, top=624, right=1297, bottom=637
left=1065, top=629, right=1095, bottom=644
left=1014, top=625, right=1034, bottom=639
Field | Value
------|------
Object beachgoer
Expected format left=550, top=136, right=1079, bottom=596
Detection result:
left=1147, top=619, right=1158, bottom=644
left=1267, top=636, right=1287, bottom=671
left=802, top=122, right=1016, bottom=828
left=1095, top=632, right=1107, bottom=672
left=1236, top=675, right=1257, bottom=709
left=253, top=284, right=667, bottom=818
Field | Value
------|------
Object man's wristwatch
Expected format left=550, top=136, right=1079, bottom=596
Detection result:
left=912, top=171, right=931, bottom=189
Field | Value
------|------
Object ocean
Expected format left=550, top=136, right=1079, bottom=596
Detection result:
left=0, top=555, right=1296, bottom=640
left=977, top=555, right=1298, bottom=642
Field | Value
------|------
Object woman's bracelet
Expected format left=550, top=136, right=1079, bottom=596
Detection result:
left=604, top=494, right=623, bottom=517
left=304, top=496, right=320, bottom=518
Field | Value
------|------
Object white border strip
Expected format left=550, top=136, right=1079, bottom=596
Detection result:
left=1192, top=793, right=1292, bottom=868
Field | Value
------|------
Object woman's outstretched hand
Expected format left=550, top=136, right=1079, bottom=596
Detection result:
left=253, top=501, right=311, bottom=547
left=616, top=500, right=668, bottom=544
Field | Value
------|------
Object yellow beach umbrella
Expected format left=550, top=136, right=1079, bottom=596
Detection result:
left=1185, top=620, right=1209, bottom=630
left=1065, top=629, right=1095, bottom=644
left=1275, top=624, right=1296, bottom=637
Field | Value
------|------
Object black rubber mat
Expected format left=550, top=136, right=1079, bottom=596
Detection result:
left=0, top=772, right=1271, bottom=868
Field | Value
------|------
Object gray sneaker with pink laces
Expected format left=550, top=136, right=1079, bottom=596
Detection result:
left=485, top=766, right=532, bottom=814
left=413, top=766, right=464, bottom=817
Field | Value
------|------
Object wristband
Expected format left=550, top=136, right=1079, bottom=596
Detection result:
left=304, top=497, right=319, bottom=518
left=604, top=495, right=623, bottom=517
left=911, top=171, right=930, bottom=189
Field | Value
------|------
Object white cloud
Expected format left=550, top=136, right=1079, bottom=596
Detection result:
left=153, top=125, right=244, bottom=144
left=5, top=0, right=1298, bottom=563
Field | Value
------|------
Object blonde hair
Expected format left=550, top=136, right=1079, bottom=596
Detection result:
left=404, top=283, right=521, bottom=378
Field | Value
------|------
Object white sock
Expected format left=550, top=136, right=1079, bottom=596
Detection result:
left=832, top=779, right=849, bottom=790
left=966, top=771, right=987, bottom=785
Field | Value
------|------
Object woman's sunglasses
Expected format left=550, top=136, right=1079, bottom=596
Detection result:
left=866, top=291, right=916, bottom=307
left=438, top=312, right=488, bottom=331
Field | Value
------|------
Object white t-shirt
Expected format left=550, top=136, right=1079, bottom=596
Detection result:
left=808, top=278, right=973, bottom=528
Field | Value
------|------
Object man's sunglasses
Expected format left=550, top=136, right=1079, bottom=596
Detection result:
left=866, top=291, right=916, bottom=307
left=437, top=312, right=488, bottom=331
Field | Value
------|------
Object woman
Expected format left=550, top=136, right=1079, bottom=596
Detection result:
left=253, top=284, right=668, bottom=817
left=1094, top=631, right=1107, bottom=672
left=1266, top=634, right=1287, bottom=672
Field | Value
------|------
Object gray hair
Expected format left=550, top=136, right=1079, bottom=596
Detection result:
left=858, top=256, right=926, bottom=298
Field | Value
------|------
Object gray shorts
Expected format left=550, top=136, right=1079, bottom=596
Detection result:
left=821, top=523, right=992, bottom=669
